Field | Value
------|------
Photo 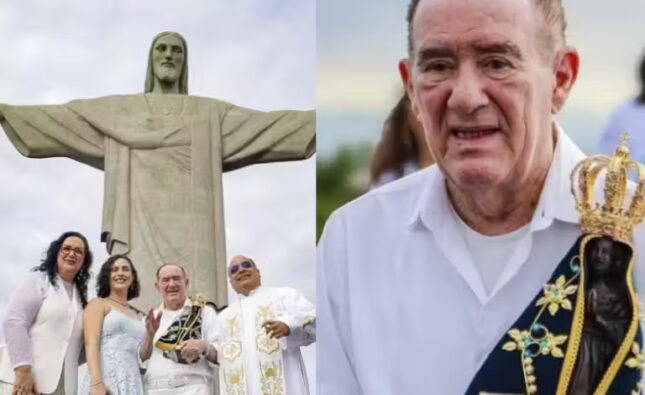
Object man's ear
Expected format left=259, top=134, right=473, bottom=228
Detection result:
left=399, top=58, right=421, bottom=121
left=551, top=46, right=580, bottom=114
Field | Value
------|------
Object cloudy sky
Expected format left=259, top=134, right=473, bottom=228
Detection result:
left=318, top=0, right=645, bottom=156
left=0, top=0, right=316, bottom=388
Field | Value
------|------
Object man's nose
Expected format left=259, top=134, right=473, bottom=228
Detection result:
left=446, top=65, right=489, bottom=115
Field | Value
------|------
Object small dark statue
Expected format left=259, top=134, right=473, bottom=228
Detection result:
left=570, top=236, right=632, bottom=393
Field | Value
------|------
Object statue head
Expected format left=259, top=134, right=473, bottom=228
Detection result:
left=144, top=31, right=188, bottom=94
left=585, top=236, right=632, bottom=279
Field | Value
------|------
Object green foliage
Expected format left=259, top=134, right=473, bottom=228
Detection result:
left=316, top=145, right=371, bottom=240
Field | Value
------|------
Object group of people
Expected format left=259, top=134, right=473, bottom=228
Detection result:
left=0, top=232, right=315, bottom=395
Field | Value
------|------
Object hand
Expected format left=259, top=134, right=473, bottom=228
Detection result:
left=89, top=382, right=110, bottom=395
left=178, top=339, right=208, bottom=363
left=145, top=308, right=162, bottom=337
left=12, top=366, right=37, bottom=395
left=262, top=320, right=290, bottom=339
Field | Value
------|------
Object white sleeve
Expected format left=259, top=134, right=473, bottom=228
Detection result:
left=317, top=211, right=363, bottom=395
left=202, top=306, right=220, bottom=364
left=274, top=288, right=316, bottom=349
left=1, top=273, right=47, bottom=368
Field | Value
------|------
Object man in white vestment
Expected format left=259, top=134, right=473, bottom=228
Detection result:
left=317, top=0, right=645, bottom=393
left=217, top=255, right=315, bottom=395
left=140, top=264, right=219, bottom=395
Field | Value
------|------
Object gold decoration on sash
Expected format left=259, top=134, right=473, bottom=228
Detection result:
left=155, top=295, right=205, bottom=352
left=219, top=295, right=286, bottom=395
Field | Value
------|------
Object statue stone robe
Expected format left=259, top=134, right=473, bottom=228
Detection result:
left=0, top=94, right=315, bottom=309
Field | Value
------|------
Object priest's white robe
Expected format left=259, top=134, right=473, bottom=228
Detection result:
left=217, top=287, right=315, bottom=395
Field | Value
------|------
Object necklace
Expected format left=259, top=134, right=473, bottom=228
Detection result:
left=108, top=297, right=144, bottom=316
left=108, top=296, right=128, bottom=307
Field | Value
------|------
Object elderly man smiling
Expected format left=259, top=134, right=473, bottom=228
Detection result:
left=139, top=264, right=219, bottom=395
left=317, top=0, right=645, bottom=393
left=216, top=255, right=315, bottom=395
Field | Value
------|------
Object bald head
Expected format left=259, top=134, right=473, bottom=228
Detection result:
left=228, top=255, right=261, bottom=296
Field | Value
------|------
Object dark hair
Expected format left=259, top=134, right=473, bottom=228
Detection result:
left=33, top=231, right=93, bottom=308
left=370, top=94, right=422, bottom=184
left=96, top=255, right=141, bottom=301
left=155, top=263, right=187, bottom=280
left=144, top=31, right=189, bottom=94
left=637, top=53, right=645, bottom=104
left=405, top=0, right=567, bottom=53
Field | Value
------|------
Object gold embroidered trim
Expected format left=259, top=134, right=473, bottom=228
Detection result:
left=594, top=236, right=639, bottom=394
left=556, top=239, right=588, bottom=394
left=556, top=235, right=641, bottom=394
left=625, top=342, right=644, bottom=370
left=502, top=255, right=581, bottom=394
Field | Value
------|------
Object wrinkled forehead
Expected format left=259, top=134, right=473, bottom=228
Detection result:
left=411, top=0, right=538, bottom=55
left=158, top=264, right=185, bottom=280
left=153, top=34, right=185, bottom=50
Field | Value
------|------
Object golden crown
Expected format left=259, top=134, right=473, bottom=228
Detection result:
left=570, top=134, right=645, bottom=244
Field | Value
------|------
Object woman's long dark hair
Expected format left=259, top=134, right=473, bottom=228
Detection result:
left=33, top=231, right=93, bottom=307
left=370, top=94, right=421, bottom=184
left=96, top=255, right=141, bottom=301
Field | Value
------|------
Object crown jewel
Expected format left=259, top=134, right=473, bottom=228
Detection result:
left=571, top=134, right=645, bottom=244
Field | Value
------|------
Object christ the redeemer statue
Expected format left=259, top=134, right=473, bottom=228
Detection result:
left=0, top=32, right=315, bottom=310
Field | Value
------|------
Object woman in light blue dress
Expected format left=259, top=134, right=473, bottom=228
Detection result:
left=82, top=255, right=146, bottom=395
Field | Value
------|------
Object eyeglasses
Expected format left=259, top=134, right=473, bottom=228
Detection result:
left=61, top=245, right=85, bottom=257
left=229, top=260, right=255, bottom=275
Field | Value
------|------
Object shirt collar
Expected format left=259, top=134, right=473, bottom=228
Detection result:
left=159, top=297, right=192, bottom=313
left=238, top=285, right=262, bottom=300
left=408, top=124, right=584, bottom=231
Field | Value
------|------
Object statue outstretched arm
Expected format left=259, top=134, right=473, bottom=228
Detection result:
left=220, top=103, right=315, bottom=171
left=0, top=102, right=104, bottom=169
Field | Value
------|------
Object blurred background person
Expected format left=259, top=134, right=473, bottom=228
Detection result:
left=0, top=231, right=93, bottom=395
left=81, top=255, right=145, bottom=395
left=599, top=52, right=645, bottom=161
left=370, top=93, right=433, bottom=187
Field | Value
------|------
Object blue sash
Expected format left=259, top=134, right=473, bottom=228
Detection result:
left=466, top=235, right=643, bottom=394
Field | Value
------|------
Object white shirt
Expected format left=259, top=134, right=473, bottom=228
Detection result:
left=317, top=128, right=645, bottom=395
left=456, top=214, right=530, bottom=295
left=143, top=298, right=219, bottom=387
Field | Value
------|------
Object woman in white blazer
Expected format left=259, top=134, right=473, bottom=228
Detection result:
left=0, top=231, right=93, bottom=395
